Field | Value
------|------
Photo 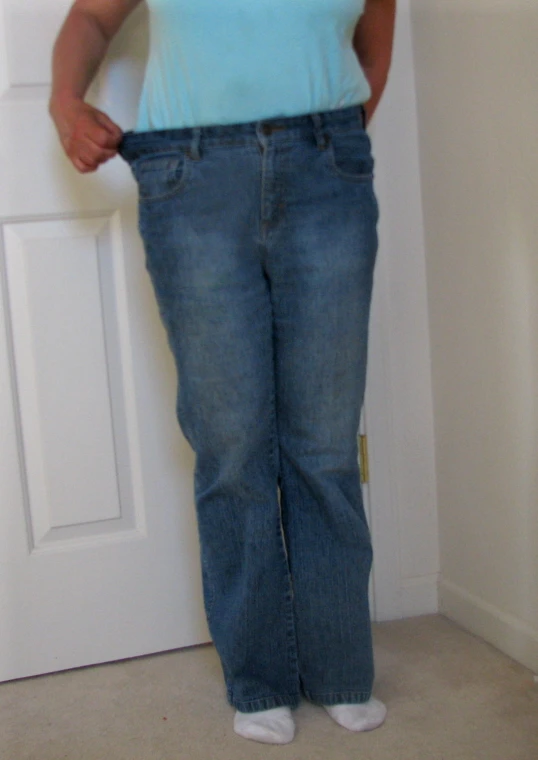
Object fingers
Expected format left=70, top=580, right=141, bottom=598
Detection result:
left=79, top=143, right=118, bottom=165
left=94, top=110, right=124, bottom=143
left=60, top=102, right=124, bottom=174
left=70, top=136, right=117, bottom=173
left=72, top=156, right=97, bottom=174
left=69, top=118, right=123, bottom=173
left=84, top=116, right=123, bottom=151
left=70, top=143, right=117, bottom=173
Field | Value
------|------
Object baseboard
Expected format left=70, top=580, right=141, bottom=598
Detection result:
left=399, top=574, right=439, bottom=619
left=440, top=578, right=538, bottom=674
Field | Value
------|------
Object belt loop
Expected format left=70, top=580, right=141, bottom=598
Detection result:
left=189, top=127, right=202, bottom=160
left=255, top=121, right=268, bottom=151
left=311, top=112, right=329, bottom=151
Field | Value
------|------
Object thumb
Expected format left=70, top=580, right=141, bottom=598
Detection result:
left=94, top=109, right=123, bottom=142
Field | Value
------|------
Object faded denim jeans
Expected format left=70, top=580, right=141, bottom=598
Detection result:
left=118, top=104, right=379, bottom=713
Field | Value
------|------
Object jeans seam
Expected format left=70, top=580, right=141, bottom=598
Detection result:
left=268, top=291, right=300, bottom=697
left=231, top=694, right=301, bottom=704
left=303, top=690, right=373, bottom=705
left=132, top=152, right=192, bottom=202
left=229, top=693, right=301, bottom=713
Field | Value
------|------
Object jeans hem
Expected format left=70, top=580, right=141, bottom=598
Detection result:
left=229, top=693, right=301, bottom=713
left=303, top=690, right=372, bottom=706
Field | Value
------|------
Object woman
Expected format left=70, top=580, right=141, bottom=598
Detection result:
left=50, top=0, right=396, bottom=745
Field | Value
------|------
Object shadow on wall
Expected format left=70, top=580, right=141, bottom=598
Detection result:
left=411, top=0, right=538, bottom=665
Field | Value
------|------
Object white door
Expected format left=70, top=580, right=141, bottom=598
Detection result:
left=0, top=1, right=212, bottom=682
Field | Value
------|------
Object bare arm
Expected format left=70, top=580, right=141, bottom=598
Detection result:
left=49, top=0, right=142, bottom=173
left=353, top=0, right=396, bottom=125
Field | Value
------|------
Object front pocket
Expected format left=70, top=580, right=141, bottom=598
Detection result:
left=326, top=130, right=374, bottom=182
left=131, top=151, right=190, bottom=201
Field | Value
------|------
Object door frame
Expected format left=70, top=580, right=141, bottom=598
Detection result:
left=364, top=0, right=440, bottom=622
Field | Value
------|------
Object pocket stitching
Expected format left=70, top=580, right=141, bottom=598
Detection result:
left=326, top=135, right=374, bottom=183
left=132, top=151, right=191, bottom=202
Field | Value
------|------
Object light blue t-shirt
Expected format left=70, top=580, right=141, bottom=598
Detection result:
left=136, top=0, right=370, bottom=131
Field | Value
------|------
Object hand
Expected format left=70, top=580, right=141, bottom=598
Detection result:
left=363, top=101, right=373, bottom=128
left=49, top=97, right=123, bottom=174
left=362, top=78, right=387, bottom=128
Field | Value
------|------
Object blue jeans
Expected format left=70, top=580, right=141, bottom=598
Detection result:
left=118, top=105, right=379, bottom=713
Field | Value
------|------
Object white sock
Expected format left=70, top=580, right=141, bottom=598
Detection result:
left=233, top=706, right=295, bottom=744
left=324, top=698, right=387, bottom=732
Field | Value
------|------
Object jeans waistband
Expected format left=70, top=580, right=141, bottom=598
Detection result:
left=118, top=104, right=366, bottom=163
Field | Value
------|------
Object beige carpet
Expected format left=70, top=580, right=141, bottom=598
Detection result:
left=1, top=615, right=537, bottom=760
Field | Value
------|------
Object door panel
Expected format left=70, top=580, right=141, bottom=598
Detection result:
left=0, top=1, right=210, bottom=682
left=4, top=216, right=139, bottom=544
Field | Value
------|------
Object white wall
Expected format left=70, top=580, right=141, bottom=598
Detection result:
left=411, top=0, right=538, bottom=671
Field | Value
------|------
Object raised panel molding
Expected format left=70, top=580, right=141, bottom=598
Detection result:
left=0, top=85, right=54, bottom=103
left=1, top=0, right=70, bottom=89
left=2, top=213, right=146, bottom=552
